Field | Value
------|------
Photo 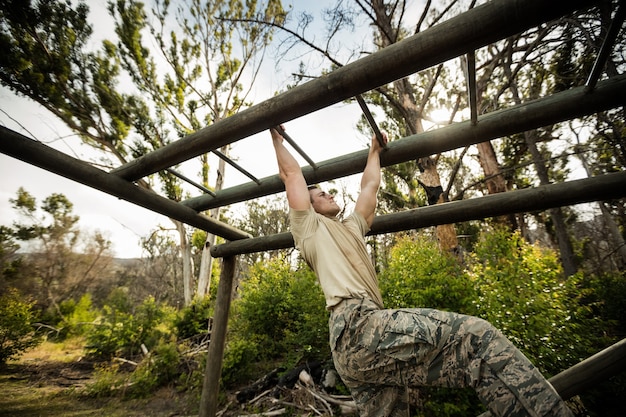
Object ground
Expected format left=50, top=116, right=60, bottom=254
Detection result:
left=0, top=340, right=197, bottom=417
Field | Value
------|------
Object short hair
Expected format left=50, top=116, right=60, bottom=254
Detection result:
left=307, top=185, right=319, bottom=203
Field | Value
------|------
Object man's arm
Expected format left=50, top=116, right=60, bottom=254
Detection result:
left=355, top=132, right=387, bottom=227
left=271, top=126, right=310, bottom=210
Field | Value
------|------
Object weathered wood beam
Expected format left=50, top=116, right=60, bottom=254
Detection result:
left=477, top=338, right=626, bottom=416
left=585, top=0, right=625, bottom=91
left=466, top=51, right=478, bottom=126
left=198, top=256, right=237, bottom=417
left=550, top=338, right=626, bottom=400
left=111, top=0, right=598, bottom=182
left=185, top=74, right=626, bottom=212
left=0, top=127, right=251, bottom=241
left=210, top=171, right=626, bottom=258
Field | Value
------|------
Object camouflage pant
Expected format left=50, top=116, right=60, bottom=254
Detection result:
left=329, top=298, right=573, bottom=417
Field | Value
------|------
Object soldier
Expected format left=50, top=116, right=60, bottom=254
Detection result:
left=270, top=126, right=573, bottom=417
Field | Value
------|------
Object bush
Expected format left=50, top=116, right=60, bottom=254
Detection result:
left=85, top=290, right=175, bottom=359
left=221, top=337, right=260, bottom=386
left=126, top=339, right=181, bottom=398
left=379, top=236, right=476, bottom=313
left=468, top=227, right=589, bottom=375
left=175, top=296, right=213, bottom=340
left=0, top=288, right=42, bottom=364
left=222, top=257, right=329, bottom=386
left=58, top=294, right=99, bottom=338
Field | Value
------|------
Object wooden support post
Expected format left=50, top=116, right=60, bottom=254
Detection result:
left=199, top=256, right=237, bottom=417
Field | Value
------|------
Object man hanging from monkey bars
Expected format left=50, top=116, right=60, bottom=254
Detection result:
left=270, top=125, right=573, bottom=417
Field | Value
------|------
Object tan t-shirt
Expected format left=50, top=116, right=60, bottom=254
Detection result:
left=290, top=206, right=384, bottom=310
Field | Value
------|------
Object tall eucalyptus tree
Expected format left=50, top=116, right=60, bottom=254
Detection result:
left=0, top=0, right=285, bottom=304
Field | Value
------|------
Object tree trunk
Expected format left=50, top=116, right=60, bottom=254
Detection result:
left=475, top=141, right=518, bottom=228
left=176, top=220, right=194, bottom=305
left=197, top=146, right=228, bottom=298
left=368, top=0, right=460, bottom=253
left=524, top=130, right=577, bottom=276
left=576, top=139, right=626, bottom=269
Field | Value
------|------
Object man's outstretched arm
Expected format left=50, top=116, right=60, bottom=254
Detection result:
left=355, top=132, right=387, bottom=227
left=271, top=126, right=310, bottom=211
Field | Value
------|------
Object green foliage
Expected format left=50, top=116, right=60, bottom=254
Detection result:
left=418, top=387, right=485, bottom=417
left=58, top=294, right=99, bottom=337
left=223, top=257, right=328, bottom=385
left=126, top=339, right=181, bottom=398
left=467, top=227, right=590, bottom=375
left=233, top=258, right=328, bottom=360
left=87, top=340, right=183, bottom=399
left=380, top=236, right=476, bottom=313
left=591, top=271, right=626, bottom=336
left=174, top=296, right=213, bottom=340
left=85, top=290, right=175, bottom=359
left=0, top=288, right=42, bottom=365
left=86, top=362, right=126, bottom=398
left=379, top=228, right=621, bottom=415
left=221, top=337, right=260, bottom=386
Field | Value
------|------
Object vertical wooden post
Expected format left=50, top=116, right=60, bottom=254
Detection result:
left=199, top=256, right=237, bottom=417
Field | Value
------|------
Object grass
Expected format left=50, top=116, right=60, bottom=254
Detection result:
left=0, top=338, right=197, bottom=417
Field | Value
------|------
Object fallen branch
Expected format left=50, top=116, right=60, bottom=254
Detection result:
left=113, top=357, right=138, bottom=366
left=238, top=408, right=287, bottom=417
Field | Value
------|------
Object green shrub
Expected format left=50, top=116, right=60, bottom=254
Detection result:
left=0, top=288, right=42, bottom=364
left=58, top=294, right=99, bottom=337
left=379, top=236, right=476, bottom=313
left=126, top=339, right=181, bottom=398
left=175, top=296, right=213, bottom=340
left=87, top=339, right=182, bottom=399
left=221, top=337, right=260, bottom=386
left=85, top=362, right=125, bottom=397
left=85, top=290, right=175, bottom=359
left=232, top=257, right=328, bottom=361
left=468, top=227, right=591, bottom=375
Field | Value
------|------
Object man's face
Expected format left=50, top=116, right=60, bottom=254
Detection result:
left=309, top=188, right=341, bottom=217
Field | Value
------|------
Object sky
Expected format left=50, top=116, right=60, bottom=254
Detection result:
left=0, top=0, right=380, bottom=258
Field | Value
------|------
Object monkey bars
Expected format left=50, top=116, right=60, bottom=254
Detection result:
left=2, top=0, right=626, bottom=416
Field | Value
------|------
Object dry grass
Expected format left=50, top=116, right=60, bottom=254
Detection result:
left=0, top=339, right=197, bottom=417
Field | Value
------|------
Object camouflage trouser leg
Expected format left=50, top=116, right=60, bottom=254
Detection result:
left=329, top=299, right=573, bottom=417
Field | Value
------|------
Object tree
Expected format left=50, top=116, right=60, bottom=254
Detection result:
left=0, top=288, right=42, bottom=365
left=7, top=188, right=114, bottom=317
left=0, top=225, right=22, bottom=291
left=260, top=0, right=624, bottom=275
left=0, top=0, right=286, bottom=305
left=233, top=195, right=293, bottom=265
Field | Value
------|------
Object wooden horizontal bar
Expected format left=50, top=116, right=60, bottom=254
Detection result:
left=210, top=171, right=626, bottom=257
left=550, top=338, right=626, bottom=400
left=111, top=0, right=597, bottom=182
left=0, top=127, right=251, bottom=242
left=185, top=74, right=626, bottom=212
left=477, top=338, right=626, bottom=416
